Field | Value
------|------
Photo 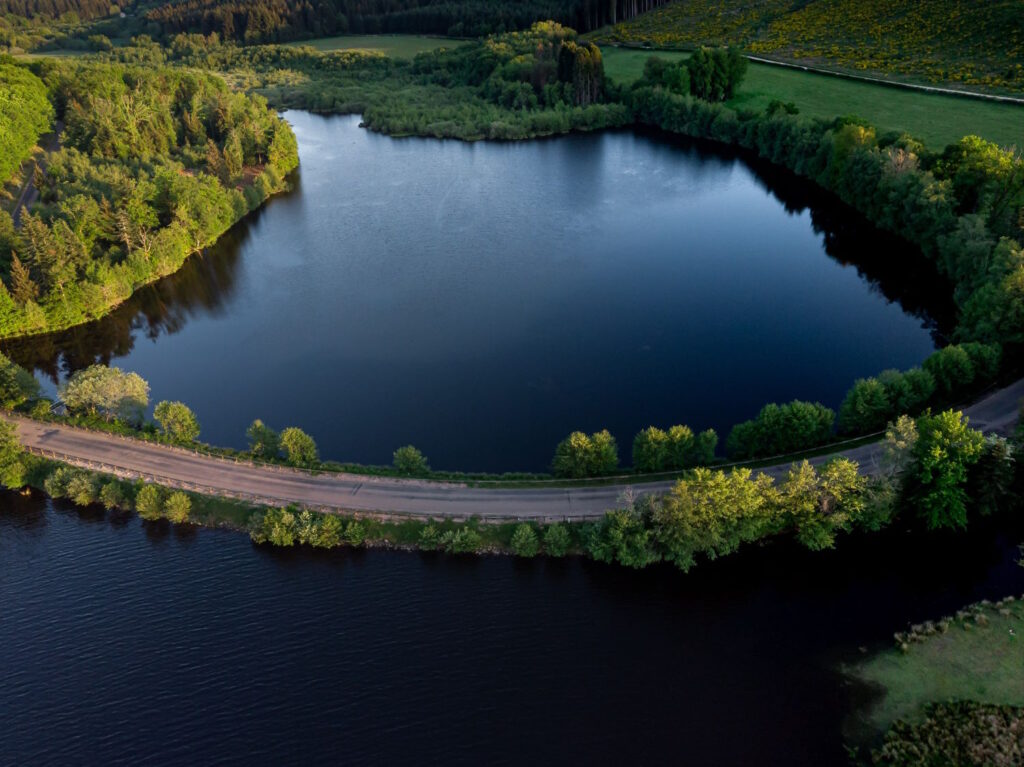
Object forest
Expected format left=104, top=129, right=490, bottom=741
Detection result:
left=141, top=0, right=670, bottom=42
left=0, top=57, right=298, bottom=338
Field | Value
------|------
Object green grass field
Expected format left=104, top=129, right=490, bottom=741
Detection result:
left=849, top=597, right=1024, bottom=732
left=601, top=47, right=1024, bottom=150
left=283, top=34, right=467, bottom=59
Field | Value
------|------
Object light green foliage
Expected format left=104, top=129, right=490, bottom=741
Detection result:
left=726, top=400, right=835, bottom=459
left=314, top=514, right=343, bottom=548
left=0, top=63, right=53, bottom=183
left=0, top=351, right=40, bottom=408
left=777, top=459, right=866, bottom=551
left=248, top=507, right=298, bottom=546
left=59, top=365, right=149, bottom=423
left=509, top=524, right=539, bottom=557
left=153, top=401, right=200, bottom=442
left=135, top=483, right=165, bottom=521
left=552, top=429, right=619, bottom=477
left=0, top=60, right=298, bottom=340
left=439, top=526, right=482, bottom=554
left=0, top=419, right=26, bottom=489
left=652, top=467, right=779, bottom=571
left=909, top=410, right=985, bottom=529
left=418, top=524, right=441, bottom=551
left=393, top=445, right=429, bottom=474
left=43, top=465, right=76, bottom=498
left=246, top=419, right=280, bottom=458
left=164, top=491, right=191, bottom=523
left=882, top=415, right=919, bottom=477
left=65, top=471, right=100, bottom=506
left=542, top=523, right=571, bottom=556
left=280, top=427, right=318, bottom=467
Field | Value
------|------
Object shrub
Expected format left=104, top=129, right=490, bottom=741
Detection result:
left=135, top=484, right=165, bottom=521
left=153, top=401, right=200, bottom=442
left=280, top=427, right=318, bottom=467
left=439, top=526, right=482, bottom=554
left=418, top=524, right=441, bottom=550
left=342, top=520, right=366, bottom=546
left=509, top=524, right=539, bottom=557
left=838, top=377, right=891, bottom=434
left=164, top=491, right=192, bottom=523
left=43, top=466, right=77, bottom=499
left=552, top=429, right=619, bottom=477
left=393, top=445, right=429, bottom=475
left=542, top=523, right=571, bottom=556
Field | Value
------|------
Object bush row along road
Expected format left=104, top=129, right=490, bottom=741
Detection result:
left=7, top=378, right=1023, bottom=522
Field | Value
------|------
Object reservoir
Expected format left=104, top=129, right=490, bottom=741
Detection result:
left=4, top=112, right=952, bottom=472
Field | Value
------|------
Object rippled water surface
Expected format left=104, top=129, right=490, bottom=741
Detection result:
left=3, top=496, right=1023, bottom=765
left=4, top=112, right=952, bottom=472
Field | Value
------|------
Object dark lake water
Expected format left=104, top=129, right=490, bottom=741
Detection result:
left=4, top=113, right=954, bottom=472
left=3, top=494, right=1022, bottom=765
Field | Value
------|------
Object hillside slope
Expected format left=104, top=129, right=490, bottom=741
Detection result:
left=591, top=0, right=1024, bottom=95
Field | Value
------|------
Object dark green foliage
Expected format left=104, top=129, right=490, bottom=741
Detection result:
left=636, top=47, right=746, bottom=102
left=632, top=424, right=717, bottom=472
left=874, top=701, right=1024, bottom=767
left=726, top=400, right=835, bottom=459
left=838, top=367, right=936, bottom=434
left=587, top=506, right=659, bottom=569
left=922, top=342, right=1001, bottom=401
left=967, top=435, right=1018, bottom=516
left=542, top=523, right=570, bottom=556
left=552, top=428, right=618, bottom=477
left=139, top=0, right=668, bottom=43
left=0, top=350, right=39, bottom=407
left=246, top=419, right=280, bottom=458
left=684, top=46, right=746, bottom=101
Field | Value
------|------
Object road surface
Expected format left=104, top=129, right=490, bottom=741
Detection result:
left=8, top=378, right=1023, bottom=522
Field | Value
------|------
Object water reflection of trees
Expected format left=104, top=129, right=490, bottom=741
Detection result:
left=1, top=192, right=276, bottom=384
left=2, top=139, right=955, bottom=383
left=742, top=154, right=957, bottom=344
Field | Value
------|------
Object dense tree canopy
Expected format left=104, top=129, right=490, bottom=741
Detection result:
left=0, top=62, right=53, bottom=183
left=0, top=59, right=298, bottom=339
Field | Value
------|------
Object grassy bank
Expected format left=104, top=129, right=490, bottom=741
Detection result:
left=600, top=47, right=1024, bottom=149
left=850, top=596, right=1024, bottom=733
left=283, top=34, right=467, bottom=58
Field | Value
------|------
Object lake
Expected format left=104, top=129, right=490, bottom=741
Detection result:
left=3, top=112, right=953, bottom=472
left=3, top=494, right=1022, bottom=765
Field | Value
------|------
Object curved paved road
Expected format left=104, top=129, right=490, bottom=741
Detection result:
left=8, top=378, right=1023, bottom=522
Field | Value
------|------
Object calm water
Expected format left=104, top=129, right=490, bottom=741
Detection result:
left=3, top=495, right=1022, bottom=765
left=4, top=113, right=953, bottom=472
